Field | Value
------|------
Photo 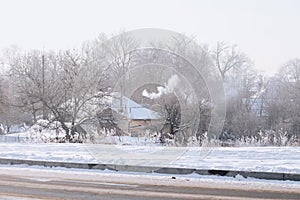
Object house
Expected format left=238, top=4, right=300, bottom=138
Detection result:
left=111, top=93, right=162, bottom=136
left=98, top=93, right=162, bottom=136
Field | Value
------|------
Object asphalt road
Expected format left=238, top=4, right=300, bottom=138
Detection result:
left=0, top=167, right=299, bottom=200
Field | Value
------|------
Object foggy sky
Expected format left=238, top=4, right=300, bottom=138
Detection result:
left=0, top=0, right=299, bottom=74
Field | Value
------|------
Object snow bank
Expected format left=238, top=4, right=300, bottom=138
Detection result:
left=0, top=143, right=299, bottom=174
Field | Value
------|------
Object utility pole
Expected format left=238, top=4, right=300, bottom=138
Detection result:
left=42, top=52, right=46, bottom=119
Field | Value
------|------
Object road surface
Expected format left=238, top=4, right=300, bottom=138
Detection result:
left=0, top=166, right=299, bottom=200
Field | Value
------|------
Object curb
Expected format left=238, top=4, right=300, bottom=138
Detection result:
left=0, top=158, right=299, bottom=181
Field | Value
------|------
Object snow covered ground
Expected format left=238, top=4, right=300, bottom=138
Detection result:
left=0, top=164, right=300, bottom=189
left=0, top=143, right=299, bottom=174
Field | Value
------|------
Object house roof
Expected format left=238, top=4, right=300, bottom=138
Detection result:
left=110, top=93, right=161, bottom=120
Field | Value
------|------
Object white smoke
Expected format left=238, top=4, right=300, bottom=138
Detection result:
left=142, top=75, right=179, bottom=99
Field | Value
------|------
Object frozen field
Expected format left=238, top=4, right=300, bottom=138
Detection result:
left=0, top=143, right=299, bottom=174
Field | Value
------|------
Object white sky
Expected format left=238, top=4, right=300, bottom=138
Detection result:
left=0, top=0, right=299, bottom=74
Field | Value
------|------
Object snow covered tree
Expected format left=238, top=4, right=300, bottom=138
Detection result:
left=7, top=45, right=108, bottom=142
left=266, top=58, right=300, bottom=136
left=211, top=42, right=249, bottom=81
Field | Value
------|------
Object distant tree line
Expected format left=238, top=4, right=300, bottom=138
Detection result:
left=0, top=32, right=299, bottom=145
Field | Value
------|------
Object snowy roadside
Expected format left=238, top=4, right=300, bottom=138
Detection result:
left=0, top=164, right=299, bottom=190
left=0, top=143, right=299, bottom=174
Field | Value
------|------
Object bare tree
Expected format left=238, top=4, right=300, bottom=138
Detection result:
left=212, top=42, right=248, bottom=81
left=6, top=50, right=46, bottom=123
left=266, top=58, right=300, bottom=136
left=0, top=74, right=30, bottom=133
left=0, top=77, right=5, bottom=113
left=7, top=45, right=107, bottom=142
left=128, top=36, right=212, bottom=145
left=281, top=58, right=300, bottom=83
left=223, top=66, right=268, bottom=138
left=102, top=32, right=139, bottom=114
